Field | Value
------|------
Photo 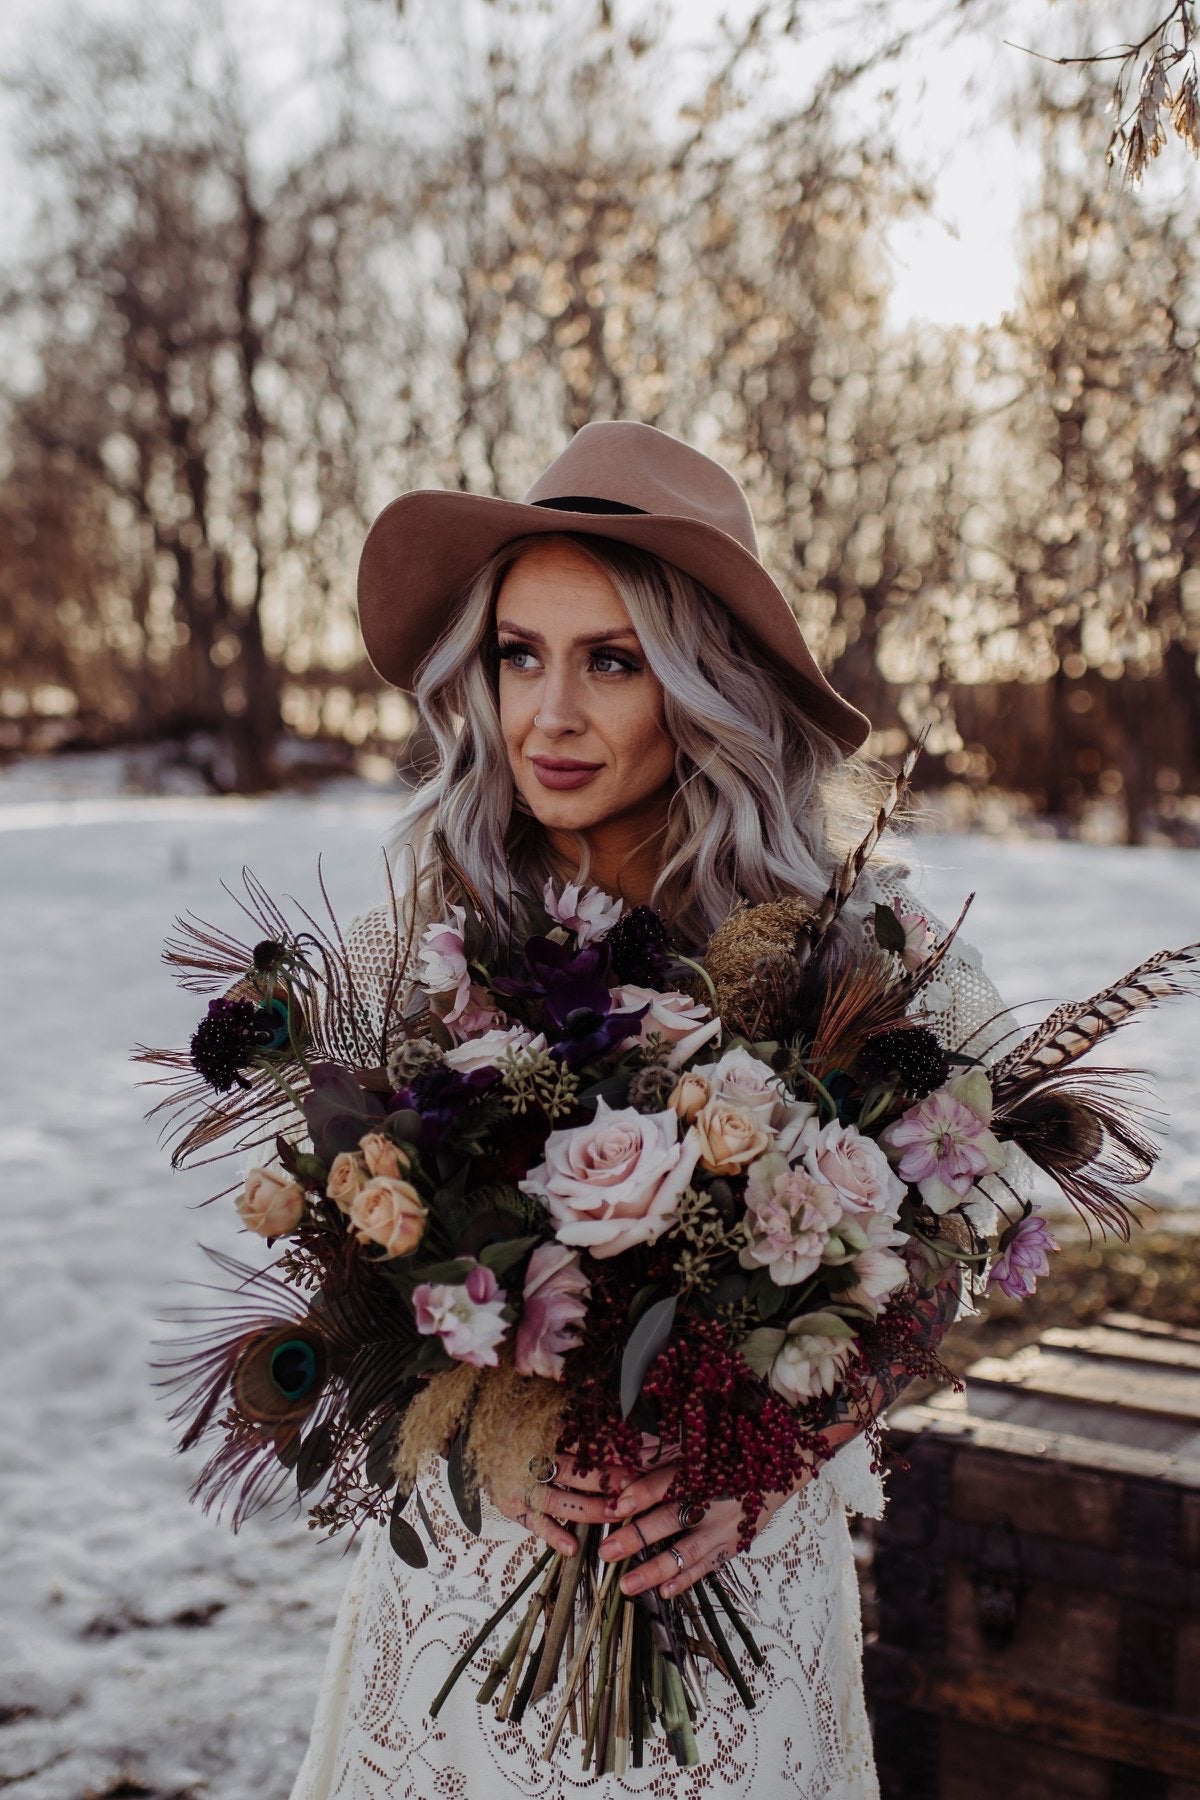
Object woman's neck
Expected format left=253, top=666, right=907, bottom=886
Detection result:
left=545, top=798, right=672, bottom=909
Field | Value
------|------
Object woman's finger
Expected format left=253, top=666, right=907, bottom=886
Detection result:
left=530, top=1481, right=613, bottom=1526
left=598, top=1495, right=708, bottom=1563
left=602, top=1462, right=676, bottom=1520
left=552, top=1452, right=637, bottom=1495
left=617, top=1523, right=732, bottom=1599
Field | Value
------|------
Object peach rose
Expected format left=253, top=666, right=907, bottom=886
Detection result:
left=668, top=1072, right=712, bottom=1125
left=520, top=1098, right=700, bottom=1258
left=347, top=1175, right=428, bottom=1259
left=692, top=1098, right=772, bottom=1176
left=359, top=1132, right=411, bottom=1180
left=237, top=1166, right=305, bottom=1238
left=327, top=1150, right=367, bottom=1213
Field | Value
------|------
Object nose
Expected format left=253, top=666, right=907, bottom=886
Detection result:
left=532, top=663, right=586, bottom=737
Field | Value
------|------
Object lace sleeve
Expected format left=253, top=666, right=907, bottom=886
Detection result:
left=863, top=862, right=1033, bottom=1243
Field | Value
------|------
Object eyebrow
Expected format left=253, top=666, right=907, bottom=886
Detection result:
left=495, top=619, right=641, bottom=648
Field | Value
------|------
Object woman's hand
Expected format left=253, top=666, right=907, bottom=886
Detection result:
left=597, top=1464, right=815, bottom=1598
left=490, top=1451, right=640, bottom=1559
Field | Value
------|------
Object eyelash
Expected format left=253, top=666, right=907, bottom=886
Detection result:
left=496, top=641, right=640, bottom=676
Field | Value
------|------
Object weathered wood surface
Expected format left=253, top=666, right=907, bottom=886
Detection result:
left=866, top=1315, right=1200, bottom=1799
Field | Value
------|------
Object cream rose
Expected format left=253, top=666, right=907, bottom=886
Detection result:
left=802, top=1118, right=906, bottom=1221
left=692, top=1098, right=772, bottom=1176
left=519, top=1098, right=700, bottom=1258
left=668, top=1072, right=712, bottom=1125
left=443, top=1025, right=544, bottom=1073
left=612, top=986, right=722, bottom=1069
left=237, top=1166, right=305, bottom=1238
left=690, top=1046, right=784, bottom=1119
left=327, top=1150, right=367, bottom=1213
left=347, top=1175, right=428, bottom=1259
left=359, top=1132, right=411, bottom=1180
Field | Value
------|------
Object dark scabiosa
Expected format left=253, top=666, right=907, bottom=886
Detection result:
left=393, top=1063, right=497, bottom=1148
left=858, top=1026, right=951, bottom=1100
left=605, top=905, right=672, bottom=986
left=189, top=998, right=259, bottom=1093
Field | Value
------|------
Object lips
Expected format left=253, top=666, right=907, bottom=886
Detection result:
left=530, top=756, right=604, bottom=791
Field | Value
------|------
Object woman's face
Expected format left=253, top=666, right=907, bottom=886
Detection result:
left=495, top=539, right=676, bottom=841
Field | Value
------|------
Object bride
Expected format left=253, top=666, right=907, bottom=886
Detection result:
left=288, top=421, right=1014, bottom=1798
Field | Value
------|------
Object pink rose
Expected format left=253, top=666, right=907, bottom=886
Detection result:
left=691, top=1046, right=784, bottom=1119
left=612, top=986, right=722, bottom=1069
left=347, top=1176, right=428, bottom=1259
left=515, top=1244, right=591, bottom=1380
left=740, top=1152, right=843, bottom=1285
left=802, top=1119, right=906, bottom=1221
left=413, top=1261, right=509, bottom=1366
left=359, top=1132, right=411, bottom=1180
left=237, top=1166, right=305, bottom=1238
left=520, top=1098, right=700, bottom=1258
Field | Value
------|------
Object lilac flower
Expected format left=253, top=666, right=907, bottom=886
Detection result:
left=543, top=879, right=623, bottom=946
left=988, top=1213, right=1059, bottom=1300
left=882, top=1070, right=1006, bottom=1214
left=413, top=1261, right=510, bottom=1367
left=515, top=1244, right=591, bottom=1380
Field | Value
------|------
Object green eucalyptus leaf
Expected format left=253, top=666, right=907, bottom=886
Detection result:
left=619, top=1294, right=677, bottom=1419
left=739, top=1328, right=785, bottom=1379
left=389, top=1487, right=430, bottom=1566
left=478, top=1233, right=541, bottom=1277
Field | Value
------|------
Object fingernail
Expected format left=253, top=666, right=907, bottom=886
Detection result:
left=615, top=1494, right=636, bottom=1515
left=620, top=1574, right=640, bottom=1596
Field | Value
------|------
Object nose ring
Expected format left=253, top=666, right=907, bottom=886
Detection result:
left=534, top=713, right=544, bottom=727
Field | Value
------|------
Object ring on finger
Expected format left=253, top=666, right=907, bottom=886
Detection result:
left=527, top=1453, right=558, bottom=1484
left=677, top=1500, right=706, bottom=1529
left=669, top=1545, right=686, bottom=1574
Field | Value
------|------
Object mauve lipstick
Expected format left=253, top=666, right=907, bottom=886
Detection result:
left=530, top=756, right=603, bottom=791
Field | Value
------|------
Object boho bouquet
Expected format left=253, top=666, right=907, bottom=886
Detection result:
left=141, top=771, right=1200, bottom=1775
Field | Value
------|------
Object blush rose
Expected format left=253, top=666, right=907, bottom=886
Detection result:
left=520, top=1098, right=700, bottom=1258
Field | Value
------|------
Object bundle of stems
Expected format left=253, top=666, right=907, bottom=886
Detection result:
left=429, top=1524, right=763, bottom=1772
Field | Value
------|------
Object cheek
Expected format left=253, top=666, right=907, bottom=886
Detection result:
left=498, top=679, right=533, bottom=755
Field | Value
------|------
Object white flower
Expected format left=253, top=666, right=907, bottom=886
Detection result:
left=543, top=878, right=623, bottom=946
left=444, top=1026, right=545, bottom=1073
left=611, top=986, right=722, bottom=1068
left=768, top=1314, right=858, bottom=1403
left=416, top=905, right=469, bottom=994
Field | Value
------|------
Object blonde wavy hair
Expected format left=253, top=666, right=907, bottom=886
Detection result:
left=393, top=532, right=886, bottom=962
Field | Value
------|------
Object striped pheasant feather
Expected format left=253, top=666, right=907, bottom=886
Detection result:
left=807, top=731, right=927, bottom=951
left=990, top=941, right=1200, bottom=1087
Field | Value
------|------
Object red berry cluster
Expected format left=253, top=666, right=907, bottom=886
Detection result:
left=641, top=1318, right=831, bottom=1550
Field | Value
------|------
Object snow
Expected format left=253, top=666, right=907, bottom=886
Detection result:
left=0, top=787, right=1197, bottom=1797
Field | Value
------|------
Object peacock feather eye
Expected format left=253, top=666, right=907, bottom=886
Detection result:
left=252, top=997, right=291, bottom=1054
left=232, top=1323, right=329, bottom=1425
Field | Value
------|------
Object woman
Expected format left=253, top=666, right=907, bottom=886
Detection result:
left=289, top=422, right=1013, bottom=1798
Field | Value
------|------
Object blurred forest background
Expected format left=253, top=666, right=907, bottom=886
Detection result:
left=1, top=0, right=1198, bottom=841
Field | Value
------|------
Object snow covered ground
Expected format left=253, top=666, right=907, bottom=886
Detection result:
left=0, top=783, right=1197, bottom=1798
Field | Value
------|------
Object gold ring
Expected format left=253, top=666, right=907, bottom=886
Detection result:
left=527, top=1454, right=558, bottom=1483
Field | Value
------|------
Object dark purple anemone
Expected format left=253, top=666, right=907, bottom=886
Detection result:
left=393, top=1063, right=497, bottom=1148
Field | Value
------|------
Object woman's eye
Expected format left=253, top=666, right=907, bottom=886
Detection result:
left=589, top=650, right=638, bottom=675
left=497, top=642, right=539, bottom=671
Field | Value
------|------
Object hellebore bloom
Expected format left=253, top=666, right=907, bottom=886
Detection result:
left=883, top=1069, right=1006, bottom=1213
left=543, top=878, right=624, bottom=947
left=413, top=1261, right=510, bottom=1366
left=987, top=1212, right=1059, bottom=1300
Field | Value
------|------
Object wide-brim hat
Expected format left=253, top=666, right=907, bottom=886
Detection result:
left=357, top=420, right=870, bottom=754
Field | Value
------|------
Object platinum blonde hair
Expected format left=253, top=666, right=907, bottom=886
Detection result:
left=393, top=532, right=884, bottom=960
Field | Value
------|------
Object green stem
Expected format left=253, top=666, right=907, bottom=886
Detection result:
left=709, top=1574, right=765, bottom=1667
left=695, top=1580, right=755, bottom=1712
left=429, top=1547, right=556, bottom=1719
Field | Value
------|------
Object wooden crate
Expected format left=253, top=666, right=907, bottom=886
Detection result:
left=865, top=1314, right=1200, bottom=1800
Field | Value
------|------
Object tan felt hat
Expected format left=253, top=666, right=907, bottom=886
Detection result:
left=356, top=419, right=871, bottom=753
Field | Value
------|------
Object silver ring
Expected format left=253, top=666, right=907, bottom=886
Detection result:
left=527, top=1454, right=558, bottom=1483
left=678, top=1500, right=706, bottom=1530
left=669, top=1545, right=686, bottom=1574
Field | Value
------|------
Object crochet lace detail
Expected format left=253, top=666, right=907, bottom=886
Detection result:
left=287, top=865, right=1021, bottom=1799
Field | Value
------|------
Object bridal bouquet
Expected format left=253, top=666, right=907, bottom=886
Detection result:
left=141, top=769, right=1199, bottom=1774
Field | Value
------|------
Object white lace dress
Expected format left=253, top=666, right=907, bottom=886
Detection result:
left=288, top=872, right=1017, bottom=1800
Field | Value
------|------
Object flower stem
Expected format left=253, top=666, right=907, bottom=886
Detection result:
left=429, top=1546, right=556, bottom=1719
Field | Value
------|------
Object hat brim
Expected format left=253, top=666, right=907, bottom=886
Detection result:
left=356, top=490, right=870, bottom=754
